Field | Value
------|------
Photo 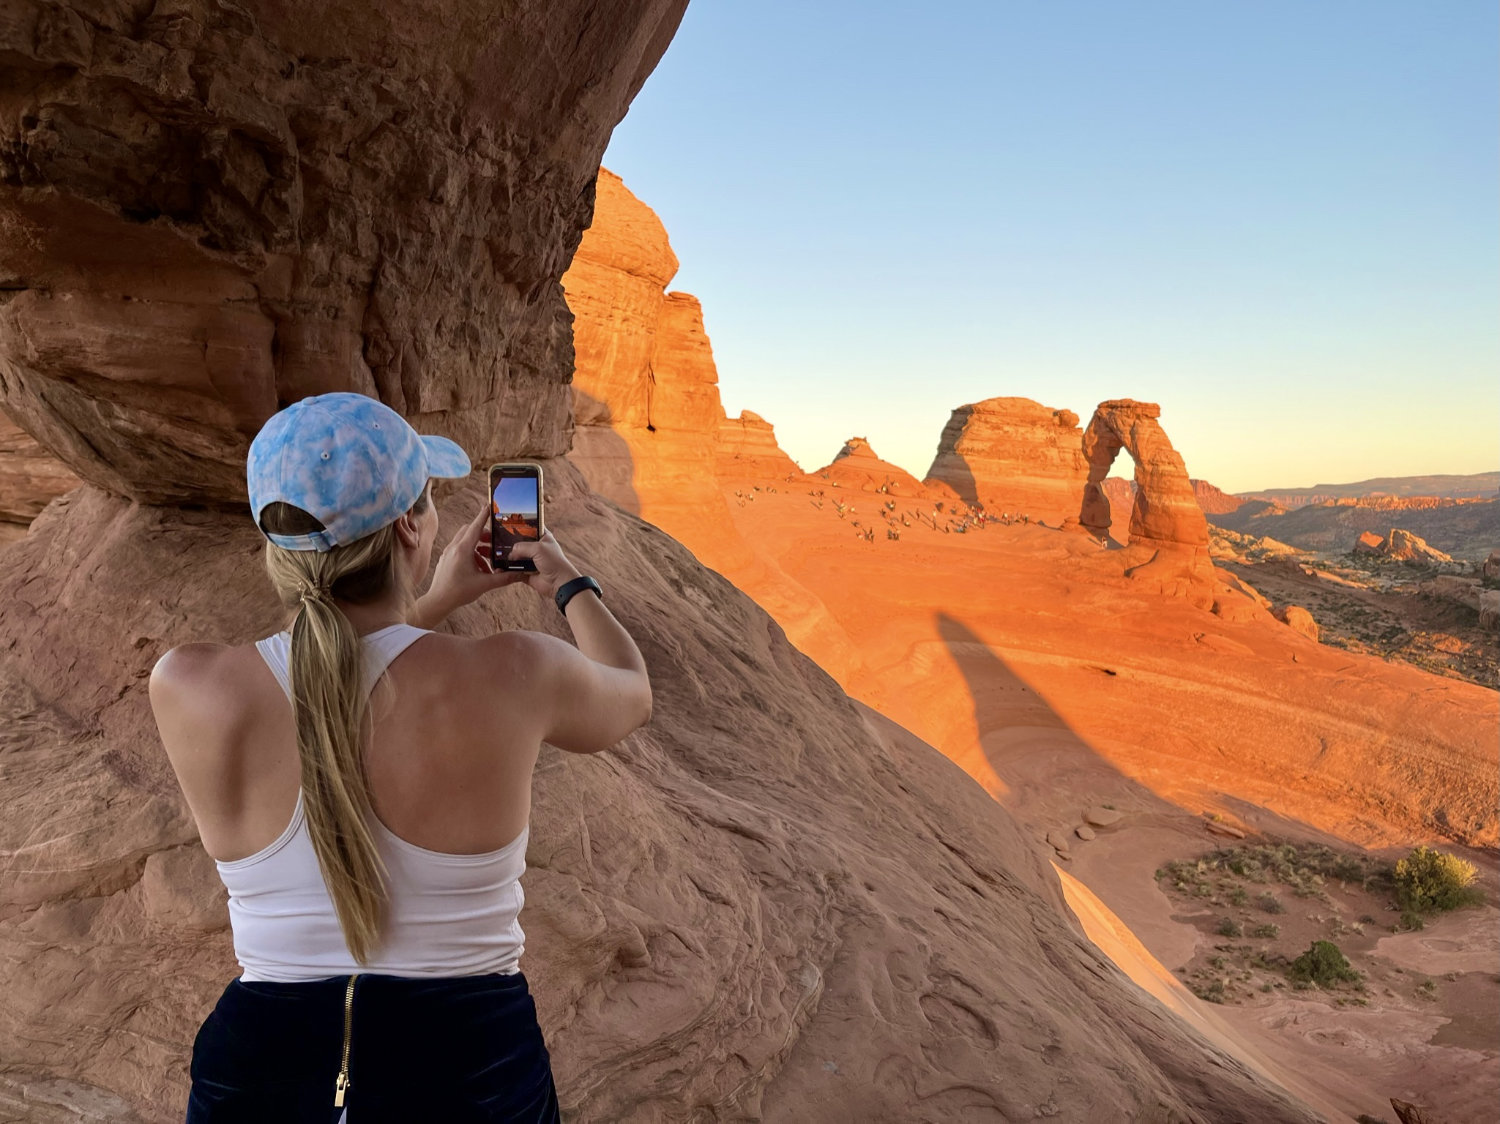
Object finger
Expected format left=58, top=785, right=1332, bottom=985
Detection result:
left=451, top=504, right=490, bottom=547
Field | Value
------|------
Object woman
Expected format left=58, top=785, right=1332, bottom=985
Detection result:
left=149, top=392, right=651, bottom=1122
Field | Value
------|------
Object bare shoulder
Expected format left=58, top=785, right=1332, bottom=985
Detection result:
left=149, top=642, right=261, bottom=722
left=468, top=628, right=570, bottom=685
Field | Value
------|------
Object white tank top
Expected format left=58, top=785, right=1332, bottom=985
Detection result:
left=217, top=623, right=528, bottom=983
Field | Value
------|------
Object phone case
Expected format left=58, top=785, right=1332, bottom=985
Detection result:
left=488, top=463, right=544, bottom=572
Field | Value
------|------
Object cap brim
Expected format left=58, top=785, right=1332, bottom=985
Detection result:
left=421, top=435, right=472, bottom=479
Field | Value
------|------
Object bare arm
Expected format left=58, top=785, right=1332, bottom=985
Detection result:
left=425, top=508, right=651, bottom=752
left=506, top=532, right=651, bottom=752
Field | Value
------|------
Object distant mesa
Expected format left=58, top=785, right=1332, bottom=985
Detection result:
left=923, top=397, right=1088, bottom=524
left=717, top=410, right=801, bottom=481
left=1237, top=472, right=1499, bottom=506
left=1352, top=528, right=1454, bottom=566
left=1192, top=478, right=1244, bottom=514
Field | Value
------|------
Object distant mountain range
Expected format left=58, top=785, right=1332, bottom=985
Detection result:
left=1233, top=472, right=1498, bottom=506
left=1101, top=472, right=1499, bottom=562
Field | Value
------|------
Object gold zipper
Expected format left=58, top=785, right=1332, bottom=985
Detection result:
left=334, top=974, right=357, bottom=1108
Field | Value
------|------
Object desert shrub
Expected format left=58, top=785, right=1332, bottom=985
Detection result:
left=1250, top=923, right=1280, bottom=939
left=1216, top=917, right=1242, bottom=937
left=1228, top=887, right=1248, bottom=906
left=1393, top=846, right=1484, bottom=915
left=1192, top=979, right=1227, bottom=1004
left=1257, top=893, right=1285, bottom=914
left=1287, top=941, right=1359, bottom=988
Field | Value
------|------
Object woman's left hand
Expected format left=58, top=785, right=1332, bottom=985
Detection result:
left=413, top=504, right=524, bottom=627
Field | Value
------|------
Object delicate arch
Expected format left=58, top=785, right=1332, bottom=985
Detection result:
left=1078, top=399, right=1208, bottom=550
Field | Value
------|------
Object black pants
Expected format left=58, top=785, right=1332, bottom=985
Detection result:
left=186, top=970, right=561, bottom=1123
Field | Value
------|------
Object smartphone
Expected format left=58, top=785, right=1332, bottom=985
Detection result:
left=488, top=463, right=544, bottom=572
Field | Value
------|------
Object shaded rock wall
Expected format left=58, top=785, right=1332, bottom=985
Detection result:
left=923, top=397, right=1089, bottom=523
left=0, top=0, right=688, bottom=503
left=0, top=407, right=78, bottom=527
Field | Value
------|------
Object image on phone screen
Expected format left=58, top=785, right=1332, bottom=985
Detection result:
left=491, top=474, right=540, bottom=570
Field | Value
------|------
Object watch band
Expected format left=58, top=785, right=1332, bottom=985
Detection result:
left=555, top=575, right=603, bottom=617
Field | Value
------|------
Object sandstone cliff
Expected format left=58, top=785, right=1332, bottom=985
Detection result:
left=923, top=397, right=1088, bottom=523
left=1191, top=478, right=1243, bottom=514
left=0, top=0, right=688, bottom=504
left=717, top=410, right=801, bottom=480
left=562, top=168, right=723, bottom=530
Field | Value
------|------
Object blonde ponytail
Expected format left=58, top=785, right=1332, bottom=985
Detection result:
left=259, top=490, right=428, bottom=963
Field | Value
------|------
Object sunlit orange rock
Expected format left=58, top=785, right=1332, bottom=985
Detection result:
left=817, top=436, right=927, bottom=496
left=717, top=410, right=801, bottom=481
left=923, top=397, right=1089, bottom=524
left=1273, top=604, right=1321, bottom=641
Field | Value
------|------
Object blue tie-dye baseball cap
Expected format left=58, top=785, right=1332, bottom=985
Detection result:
left=247, top=392, right=472, bottom=551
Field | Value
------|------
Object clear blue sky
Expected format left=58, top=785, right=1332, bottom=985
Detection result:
left=600, top=1, right=1497, bottom=494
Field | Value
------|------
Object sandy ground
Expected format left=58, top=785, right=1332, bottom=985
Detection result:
left=1068, top=821, right=1500, bottom=1123
left=687, top=471, right=1500, bottom=1123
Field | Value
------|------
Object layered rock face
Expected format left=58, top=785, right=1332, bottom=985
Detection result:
left=717, top=410, right=801, bottom=480
left=0, top=408, right=78, bottom=530
left=1080, top=400, right=1209, bottom=549
left=922, top=397, right=1089, bottom=523
left=562, top=169, right=724, bottom=528
left=560, top=171, right=865, bottom=679
left=0, top=0, right=688, bottom=504
left=1192, top=478, right=1243, bottom=514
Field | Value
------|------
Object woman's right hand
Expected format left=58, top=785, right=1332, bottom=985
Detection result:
left=504, top=530, right=582, bottom=598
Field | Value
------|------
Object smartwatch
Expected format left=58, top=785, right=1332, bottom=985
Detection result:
left=555, top=575, right=603, bottom=617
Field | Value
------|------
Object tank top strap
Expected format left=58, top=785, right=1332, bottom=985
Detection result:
left=254, top=622, right=432, bottom=700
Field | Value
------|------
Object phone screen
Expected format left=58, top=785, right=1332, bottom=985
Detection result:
left=490, top=466, right=542, bottom=571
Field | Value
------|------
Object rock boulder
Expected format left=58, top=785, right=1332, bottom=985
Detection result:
left=1274, top=605, right=1321, bottom=642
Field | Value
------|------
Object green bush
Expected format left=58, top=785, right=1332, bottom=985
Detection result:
left=1287, top=940, right=1360, bottom=988
left=1394, top=846, right=1484, bottom=915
